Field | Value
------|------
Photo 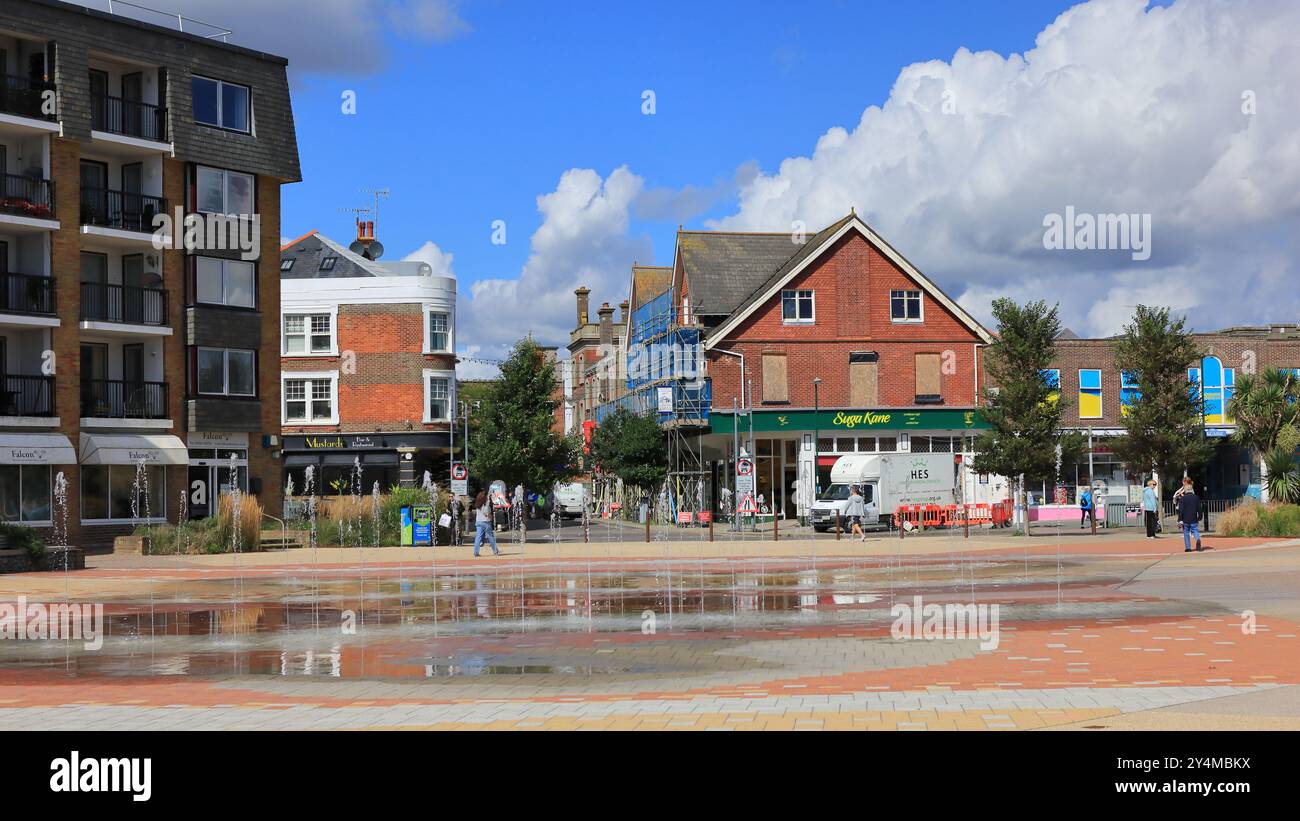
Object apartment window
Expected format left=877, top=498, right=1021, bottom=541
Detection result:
left=195, top=256, right=255, bottom=308
left=1041, top=369, right=1061, bottom=405
left=81, top=465, right=166, bottom=522
left=283, top=312, right=335, bottom=355
left=424, top=371, right=453, bottom=422
left=1079, top=369, right=1103, bottom=418
left=427, top=310, right=451, bottom=352
left=891, top=289, right=923, bottom=322
left=196, top=348, right=256, bottom=397
left=849, top=351, right=879, bottom=407
left=781, top=289, right=814, bottom=323
left=761, top=352, right=789, bottom=403
left=195, top=166, right=254, bottom=215
left=319, top=257, right=337, bottom=272
left=0, top=465, right=51, bottom=524
left=915, top=353, right=942, bottom=403
left=283, top=374, right=337, bottom=424
left=192, top=75, right=251, bottom=132
left=1120, top=370, right=1141, bottom=416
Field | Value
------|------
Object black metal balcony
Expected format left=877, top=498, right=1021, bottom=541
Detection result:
left=80, top=282, right=167, bottom=326
left=79, top=187, right=165, bottom=232
left=0, top=74, right=56, bottom=121
left=0, top=272, right=55, bottom=316
left=80, top=379, right=168, bottom=419
left=0, top=173, right=55, bottom=220
left=0, top=374, right=54, bottom=417
left=91, top=93, right=167, bottom=142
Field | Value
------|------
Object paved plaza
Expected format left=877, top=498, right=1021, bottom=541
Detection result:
left=2, top=526, right=1299, bottom=730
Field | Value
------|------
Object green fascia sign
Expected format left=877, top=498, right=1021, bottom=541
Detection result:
left=713, top=408, right=988, bottom=433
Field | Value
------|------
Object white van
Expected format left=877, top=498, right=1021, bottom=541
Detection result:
left=809, top=453, right=957, bottom=531
left=552, top=482, right=589, bottom=519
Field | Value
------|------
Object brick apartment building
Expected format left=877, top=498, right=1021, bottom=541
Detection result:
left=0, top=0, right=298, bottom=548
left=594, top=212, right=999, bottom=519
left=1042, top=324, right=1300, bottom=503
left=279, top=228, right=457, bottom=496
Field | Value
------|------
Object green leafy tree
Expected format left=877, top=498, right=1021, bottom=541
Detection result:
left=588, top=406, right=668, bottom=488
left=469, top=338, right=579, bottom=495
left=971, top=298, right=1083, bottom=534
left=1229, top=368, right=1300, bottom=502
left=1110, top=306, right=1213, bottom=500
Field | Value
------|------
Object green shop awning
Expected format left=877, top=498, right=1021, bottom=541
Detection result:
left=710, top=408, right=988, bottom=434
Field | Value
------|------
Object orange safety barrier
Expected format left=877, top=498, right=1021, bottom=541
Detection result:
left=894, top=505, right=923, bottom=531
left=921, top=505, right=944, bottom=528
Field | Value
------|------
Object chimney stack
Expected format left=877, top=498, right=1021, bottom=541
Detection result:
left=598, top=302, right=615, bottom=346
left=619, top=299, right=630, bottom=326
left=575, top=287, right=591, bottom=327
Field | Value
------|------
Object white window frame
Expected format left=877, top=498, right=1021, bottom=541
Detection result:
left=423, top=306, right=454, bottom=353
left=423, top=369, right=455, bottom=423
left=890, top=289, right=924, bottom=323
left=196, top=347, right=256, bottom=397
left=1078, top=368, right=1104, bottom=419
left=281, top=307, right=338, bottom=357
left=194, top=165, right=256, bottom=216
left=195, top=255, right=256, bottom=308
left=192, top=75, right=252, bottom=133
left=781, top=289, right=815, bottom=324
left=282, top=371, right=339, bottom=425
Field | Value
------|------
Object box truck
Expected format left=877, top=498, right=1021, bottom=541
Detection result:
left=809, top=453, right=958, bottom=531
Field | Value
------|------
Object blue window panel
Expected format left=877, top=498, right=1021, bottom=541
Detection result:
left=1202, top=356, right=1224, bottom=423
left=1120, top=370, right=1141, bottom=414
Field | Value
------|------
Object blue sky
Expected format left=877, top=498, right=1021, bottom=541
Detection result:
left=282, top=0, right=1081, bottom=274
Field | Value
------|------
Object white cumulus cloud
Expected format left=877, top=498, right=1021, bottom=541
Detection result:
left=714, top=0, right=1300, bottom=336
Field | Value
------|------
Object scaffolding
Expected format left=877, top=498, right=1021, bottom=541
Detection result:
left=592, top=284, right=713, bottom=525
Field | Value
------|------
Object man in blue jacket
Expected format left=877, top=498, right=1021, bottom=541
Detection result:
left=1176, top=477, right=1202, bottom=552
left=1079, top=486, right=1094, bottom=529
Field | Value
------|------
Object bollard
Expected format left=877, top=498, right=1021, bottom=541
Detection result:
left=773, top=512, right=779, bottom=542
left=645, top=515, right=651, bottom=543
left=835, top=512, right=841, bottom=540
left=709, top=515, right=714, bottom=542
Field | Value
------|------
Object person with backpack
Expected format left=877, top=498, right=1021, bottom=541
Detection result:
left=1079, top=486, right=1094, bottom=529
left=1177, top=476, right=1202, bottom=552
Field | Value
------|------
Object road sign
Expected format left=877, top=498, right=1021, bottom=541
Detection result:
left=450, top=462, right=468, bottom=496
left=736, top=457, right=755, bottom=494
left=737, top=492, right=758, bottom=514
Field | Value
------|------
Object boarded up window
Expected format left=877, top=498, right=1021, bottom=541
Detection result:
left=762, top=353, right=788, bottom=403
left=849, top=351, right=879, bottom=407
left=915, top=353, right=942, bottom=401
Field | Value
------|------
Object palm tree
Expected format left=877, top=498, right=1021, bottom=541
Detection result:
left=1228, top=368, right=1300, bottom=502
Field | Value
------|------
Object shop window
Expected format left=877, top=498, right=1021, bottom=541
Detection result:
left=0, top=465, right=52, bottom=523
left=80, top=465, right=165, bottom=522
left=1079, top=369, right=1102, bottom=418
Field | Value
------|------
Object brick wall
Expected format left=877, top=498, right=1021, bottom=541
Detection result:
left=708, top=233, right=987, bottom=409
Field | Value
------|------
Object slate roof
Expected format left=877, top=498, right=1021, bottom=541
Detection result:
left=676, top=231, right=805, bottom=318
left=631, top=265, right=672, bottom=309
left=280, top=232, right=430, bottom=279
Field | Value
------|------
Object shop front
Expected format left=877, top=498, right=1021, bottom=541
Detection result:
left=186, top=432, right=250, bottom=520
left=280, top=432, right=450, bottom=497
left=704, top=408, right=995, bottom=520
left=0, top=433, right=76, bottom=527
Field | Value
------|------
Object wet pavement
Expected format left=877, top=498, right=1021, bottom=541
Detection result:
left=2, top=530, right=1299, bottom=730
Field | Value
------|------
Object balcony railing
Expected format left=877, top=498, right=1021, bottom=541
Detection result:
left=0, top=272, right=55, bottom=315
left=0, top=74, right=57, bottom=121
left=80, top=282, right=167, bottom=326
left=91, top=93, right=168, bottom=142
left=80, top=187, right=165, bottom=232
left=0, top=374, right=54, bottom=417
left=80, top=379, right=168, bottom=419
left=0, top=173, right=55, bottom=220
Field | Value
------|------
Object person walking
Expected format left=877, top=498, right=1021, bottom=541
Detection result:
left=1079, top=485, right=1094, bottom=529
left=845, top=484, right=867, bottom=542
left=1176, top=477, right=1202, bottom=553
left=472, top=490, right=501, bottom=557
left=1142, top=479, right=1160, bottom=539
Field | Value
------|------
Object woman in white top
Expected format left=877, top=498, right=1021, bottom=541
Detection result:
left=845, top=486, right=867, bottom=542
left=472, top=490, right=500, bottom=557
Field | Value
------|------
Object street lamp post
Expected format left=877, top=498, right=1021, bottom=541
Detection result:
left=812, top=377, right=822, bottom=524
